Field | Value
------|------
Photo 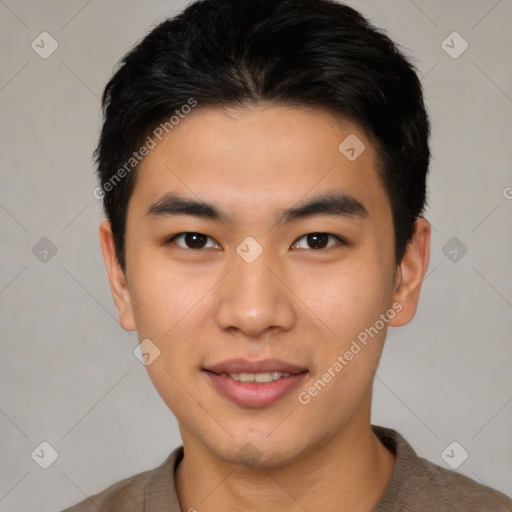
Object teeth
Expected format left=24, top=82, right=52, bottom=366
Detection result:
left=226, top=372, right=291, bottom=382
left=255, top=372, right=271, bottom=382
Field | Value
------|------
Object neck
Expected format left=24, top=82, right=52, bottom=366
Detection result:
left=175, top=417, right=396, bottom=512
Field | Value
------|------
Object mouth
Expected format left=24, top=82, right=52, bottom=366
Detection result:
left=203, top=359, right=308, bottom=408
left=213, top=370, right=295, bottom=382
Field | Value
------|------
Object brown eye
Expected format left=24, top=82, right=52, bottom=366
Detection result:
left=167, top=232, right=220, bottom=250
left=292, top=233, right=343, bottom=250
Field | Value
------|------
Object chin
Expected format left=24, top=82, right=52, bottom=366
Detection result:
left=207, top=430, right=307, bottom=469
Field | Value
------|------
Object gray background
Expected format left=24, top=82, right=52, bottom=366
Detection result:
left=0, top=1, right=511, bottom=511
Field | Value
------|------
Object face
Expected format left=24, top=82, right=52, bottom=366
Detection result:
left=100, top=105, right=430, bottom=467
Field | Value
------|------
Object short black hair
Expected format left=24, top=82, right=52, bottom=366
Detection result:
left=95, top=0, right=431, bottom=272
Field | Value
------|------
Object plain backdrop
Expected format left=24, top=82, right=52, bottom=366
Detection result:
left=0, top=1, right=511, bottom=511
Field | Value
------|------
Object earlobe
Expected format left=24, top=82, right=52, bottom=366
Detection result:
left=98, top=219, right=137, bottom=331
left=389, top=217, right=431, bottom=327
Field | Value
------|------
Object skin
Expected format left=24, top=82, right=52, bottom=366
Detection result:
left=99, top=104, right=430, bottom=511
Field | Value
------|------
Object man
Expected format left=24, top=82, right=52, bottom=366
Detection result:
left=63, top=0, right=512, bottom=510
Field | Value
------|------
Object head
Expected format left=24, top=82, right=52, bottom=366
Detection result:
left=98, top=0, right=431, bottom=467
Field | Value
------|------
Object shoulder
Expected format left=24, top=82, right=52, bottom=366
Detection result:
left=373, top=426, right=512, bottom=512
left=413, top=454, right=512, bottom=511
left=60, top=468, right=150, bottom=512
left=60, top=447, right=183, bottom=512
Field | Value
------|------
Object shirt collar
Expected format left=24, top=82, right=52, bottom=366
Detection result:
left=143, top=426, right=411, bottom=511
left=144, top=445, right=184, bottom=512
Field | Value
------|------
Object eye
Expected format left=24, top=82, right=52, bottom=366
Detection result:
left=291, top=232, right=344, bottom=250
left=166, top=232, right=221, bottom=250
left=166, top=232, right=344, bottom=251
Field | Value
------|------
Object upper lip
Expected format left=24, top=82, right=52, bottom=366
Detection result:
left=205, top=359, right=307, bottom=375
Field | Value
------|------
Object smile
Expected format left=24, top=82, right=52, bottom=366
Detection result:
left=203, top=358, right=309, bottom=407
left=219, top=371, right=291, bottom=382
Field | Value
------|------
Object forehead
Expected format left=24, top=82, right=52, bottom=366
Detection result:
left=129, top=105, right=391, bottom=225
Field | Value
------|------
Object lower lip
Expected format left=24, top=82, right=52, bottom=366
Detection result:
left=205, top=371, right=308, bottom=408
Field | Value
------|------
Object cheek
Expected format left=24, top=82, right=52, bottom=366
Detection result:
left=128, top=255, right=216, bottom=386
left=300, top=258, right=392, bottom=340
left=128, top=252, right=211, bottom=338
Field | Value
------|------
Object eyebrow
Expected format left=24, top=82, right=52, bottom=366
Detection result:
left=145, top=192, right=369, bottom=226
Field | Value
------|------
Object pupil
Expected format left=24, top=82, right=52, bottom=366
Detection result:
left=186, top=233, right=206, bottom=249
left=308, top=233, right=327, bottom=249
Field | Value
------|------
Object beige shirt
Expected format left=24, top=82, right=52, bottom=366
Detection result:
left=61, top=425, right=512, bottom=511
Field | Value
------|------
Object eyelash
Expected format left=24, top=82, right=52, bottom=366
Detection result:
left=165, top=232, right=346, bottom=251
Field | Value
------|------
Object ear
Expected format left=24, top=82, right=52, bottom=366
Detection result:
left=98, top=219, right=137, bottom=331
left=389, top=217, right=431, bottom=327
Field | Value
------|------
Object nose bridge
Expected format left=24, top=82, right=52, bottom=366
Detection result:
left=214, top=245, right=296, bottom=337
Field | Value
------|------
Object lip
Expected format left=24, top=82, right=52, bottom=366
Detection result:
left=203, top=359, right=308, bottom=408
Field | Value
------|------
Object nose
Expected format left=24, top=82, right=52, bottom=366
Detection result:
left=214, top=249, right=297, bottom=339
